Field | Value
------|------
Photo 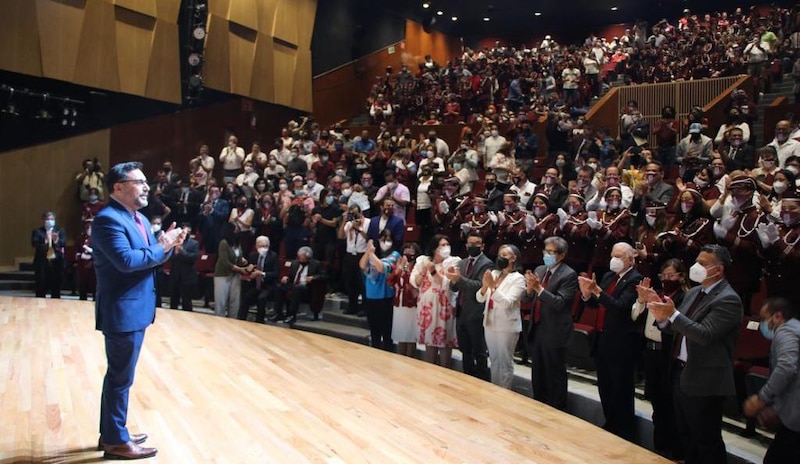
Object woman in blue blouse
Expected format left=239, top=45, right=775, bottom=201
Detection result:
left=360, top=229, right=400, bottom=351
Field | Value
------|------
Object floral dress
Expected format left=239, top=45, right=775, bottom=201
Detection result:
left=410, top=255, right=461, bottom=348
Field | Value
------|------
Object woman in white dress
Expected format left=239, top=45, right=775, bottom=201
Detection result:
left=476, top=244, right=527, bottom=389
left=411, top=235, right=461, bottom=366
left=390, top=242, right=422, bottom=357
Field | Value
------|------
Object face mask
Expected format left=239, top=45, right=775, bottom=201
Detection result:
left=647, top=174, right=658, bottom=185
left=545, top=177, right=556, bottom=186
left=491, top=130, right=499, bottom=137
left=568, top=204, right=581, bottom=215
left=325, top=196, right=335, bottom=205
left=428, top=136, right=437, bottom=143
left=732, top=195, right=749, bottom=209
left=773, top=181, right=788, bottom=194
left=269, top=160, right=277, bottom=168
left=556, top=160, right=565, bottom=167
left=783, top=211, right=800, bottom=226
left=730, top=139, right=742, bottom=147
left=453, top=163, right=463, bottom=171
left=426, top=151, right=435, bottom=159
left=712, top=166, right=725, bottom=177
left=777, top=133, right=789, bottom=143
left=380, top=241, right=393, bottom=252
left=473, top=206, right=484, bottom=214
left=307, top=180, right=316, bottom=188
left=467, top=245, right=482, bottom=257
left=787, top=165, right=799, bottom=175
left=294, top=190, right=305, bottom=197
left=495, top=256, right=510, bottom=269
left=588, top=163, right=598, bottom=171
left=336, top=169, right=346, bottom=177
left=387, top=181, right=397, bottom=190
left=606, top=176, right=619, bottom=187
left=689, top=262, right=714, bottom=283
left=681, top=202, right=694, bottom=214
left=505, top=204, right=515, bottom=213
left=45, top=219, right=55, bottom=229
left=759, top=320, right=774, bottom=340
left=89, top=194, right=99, bottom=203
left=485, top=182, right=496, bottom=191
left=609, top=257, right=625, bottom=274
left=763, top=160, right=776, bottom=170
left=439, top=245, right=451, bottom=259
left=362, top=180, right=372, bottom=188
left=342, top=188, right=352, bottom=198
left=152, top=225, right=161, bottom=234
left=534, top=206, right=547, bottom=217
left=645, top=215, right=657, bottom=227
left=693, top=177, right=708, bottom=188
left=321, top=156, right=329, bottom=162
left=577, top=179, right=589, bottom=189
left=279, top=183, right=288, bottom=191
left=661, top=280, right=680, bottom=294
left=607, top=200, right=620, bottom=210
left=245, top=167, right=254, bottom=174
left=258, top=247, right=269, bottom=256
left=543, top=253, right=557, bottom=267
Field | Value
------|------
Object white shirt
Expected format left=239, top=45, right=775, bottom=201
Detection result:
left=484, top=135, right=507, bottom=161
left=374, top=183, right=411, bottom=220
left=293, top=262, right=309, bottom=286
left=510, top=181, right=537, bottom=210
left=343, top=219, right=369, bottom=254
left=768, top=138, right=800, bottom=168
left=476, top=271, right=527, bottom=333
left=417, top=178, right=433, bottom=210
left=219, top=146, right=246, bottom=170
left=668, top=280, right=723, bottom=362
left=561, top=68, right=581, bottom=89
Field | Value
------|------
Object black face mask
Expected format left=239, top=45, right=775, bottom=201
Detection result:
left=428, top=136, right=437, bottom=143
left=485, top=182, right=496, bottom=191
left=496, top=256, right=509, bottom=269
left=467, top=245, right=482, bottom=257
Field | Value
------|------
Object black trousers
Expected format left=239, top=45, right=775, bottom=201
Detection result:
left=456, top=313, right=490, bottom=381
left=594, top=331, right=638, bottom=441
left=364, top=297, right=393, bottom=351
left=240, top=285, right=275, bottom=322
left=765, top=422, right=800, bottom=464
left=644, top=340, right=678, bottom=457
left=672, top=363, right=727, bottom=464
left=342, top=253, right=364, bottom=313
left=531, top=336, right=568, bottom=411
left=34, top=260, right=62, bottom=298
left=274, top=283, right=310, bottom=318
left=169, top=282, right=195, bottom=312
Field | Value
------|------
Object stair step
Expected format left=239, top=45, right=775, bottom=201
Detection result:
left=0, top=280, right=36, bottom=291
left=0, top=271, right=34, bottom=281
left=291, top=319, right=371, bottom=345
left=322, top=309, right=371, bottom=329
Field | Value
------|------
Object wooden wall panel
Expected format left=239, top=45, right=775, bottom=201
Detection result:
left=202, top=0, right=316, bottom=112
left=114, top=6, right=156, bottom=98
left=35, top=0, right=85, bottom=83
left=0, top=0, right=43, bottom=77
left=228, top=24, right=257, bottom=97
left=250, top=34, right=276, bottom=103
left=228, top=0, right=258, bottom=31
left=0, top=130, right=110, bottom=266
left=145, top=21, right=181, bottom=103
left=73, top=0, right=121, bottom=93
left=404, top=20, right=462, bottom=69
left=0, top=0, right=181, bottom=104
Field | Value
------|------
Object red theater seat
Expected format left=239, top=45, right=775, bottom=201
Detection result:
left=567, top=303, right=598, bottom=370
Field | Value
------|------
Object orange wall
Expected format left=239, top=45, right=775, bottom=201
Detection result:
left=312, top=20, right=462, bottom=126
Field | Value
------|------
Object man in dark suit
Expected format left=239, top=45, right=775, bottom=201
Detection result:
left=240, top=235, right=279, bottom=323
left=31, top=211, right=66, bottom=298
left=525, top=236, right=578, bottom=411
left=721, top=127, right=756, bottom=172
left=170, top=178, right=203, bottom=230
left=93, top=162, right=187, bottom=460
left=631, top=161, right=675, bottom=219
left=483, top=172, right=505, bottom=212
left=367, top=198, right=405, bottom=250
left=271, top=246, right=327, bottom=324
left=530, top=167, right=569, bottom=214
left=579, top=242, right=643, bottom=441
left=197, top=184, right=230, bottom=253
left=169, top=222, right=199, bottom=312
left=446, top=232, right=494, bottom=381
left=648, top=245, right=743, bottom=464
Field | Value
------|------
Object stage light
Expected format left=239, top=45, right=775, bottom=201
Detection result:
left=483, top=17, right=490, bottom=21
left=436, top=10, right=443, bottom=16
left=534, top=12, right=542, bottom=16
left=611, top=6, right=618, bottom=11
left=422, top=2, right=430, bottom=8
left=188, top=53, right=202, bottom=66
left=193, top=26, right=206, bottom=40
left=451, top=16, right=458, bottom=21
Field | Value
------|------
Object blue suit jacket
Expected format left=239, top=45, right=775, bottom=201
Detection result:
left=367, top=215, right=405, bottom=248
left=92, top=199, right=172, bottom=333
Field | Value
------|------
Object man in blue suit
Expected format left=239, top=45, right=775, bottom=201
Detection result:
left=92, top=162, right=187, bottom=460
left=366, top=198, right=404, bottom=252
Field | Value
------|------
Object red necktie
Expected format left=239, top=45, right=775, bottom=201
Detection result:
left=596, top=275, right=619, bottom=332
left=533, top=270, right=552, bottom=323
left=134, top=214, right=149, bottom=245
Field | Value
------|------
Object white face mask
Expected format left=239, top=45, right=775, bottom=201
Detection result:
left=568, top=204, right=581, bottom=215
left=380, top=241, right=393, bottom=252
left=693, top=176, right=708, bottom=188
left=773, top=181, right=788, bottom=194
left=307, top=180, right=316, bottom=188
left=689, top=262, right=715, bottom=283
left=439, top=245, right=451, bottom=259
left=258, top=247, right=269, bottom=256
left=645, top=216, right=656, bottom=227
left=342, top=188, right=352, bottom=197
left=607, top=200, right=620, bottom=210
left=609, top=257, right=625, bottom=274
left=152, top=224, right=161, bottom=234
left=787, top=165, right=799, bottom=175
left=279, top=183, right=288, bottom=191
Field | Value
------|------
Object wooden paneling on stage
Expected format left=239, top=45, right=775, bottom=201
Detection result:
left=0, top=297, right=668, bottom=463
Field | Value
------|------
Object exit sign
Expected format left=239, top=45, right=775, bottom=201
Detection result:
left=388, top=46, right=396, bottom=54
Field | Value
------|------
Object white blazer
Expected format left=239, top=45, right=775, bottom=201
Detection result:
left=476, top=271, right=526, bottom=333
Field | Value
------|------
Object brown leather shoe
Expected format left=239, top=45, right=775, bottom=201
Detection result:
left=103, top=441, right=157, bottom=460
left=97, top=433, right=148, bottom=451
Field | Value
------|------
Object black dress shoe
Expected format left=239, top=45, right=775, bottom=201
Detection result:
left=267, top=313, right=284, bottom=322
left=103, top=441, right=157, bottom=460
left=97, top=433, right=147, bottom=451
left=312, top=313, right=319, bottom=321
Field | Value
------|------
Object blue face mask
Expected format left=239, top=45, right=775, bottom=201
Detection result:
left=543, top=253, right=557, bottom=268
left=759, top=320, right=774, bottom=340
left=45, top=219, right=55, bottom=229
left=325, top=196, right=334, bottom=206
left=294, top=190, right=305, bottom=197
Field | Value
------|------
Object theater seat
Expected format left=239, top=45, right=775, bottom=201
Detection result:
left=749, top=279, right=768, bottom=317
left=405, top=224, right=420, bottom=243
left=567, top=304, right=598, bottom=371
left=732, top=316, right=771, bottom=430
left=196, top=253, right=216, bottom=304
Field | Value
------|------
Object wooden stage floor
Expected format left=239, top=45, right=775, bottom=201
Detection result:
left=0, top=297, right=669, bottom=463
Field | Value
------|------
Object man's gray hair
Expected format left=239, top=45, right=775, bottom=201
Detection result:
left=612, top=241, right=635, bottom=259
left=298, top=246, right=313, bottom=258
left=544, top=236, right=568, bottom=255
left=256, top=235, right=270, bottom=247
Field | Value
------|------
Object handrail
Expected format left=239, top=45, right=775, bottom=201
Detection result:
left=585, top=86, right=619, bottom=121
left=313, top=40, right=405, bottom=79
left=702, top=75, right=752, bottom=113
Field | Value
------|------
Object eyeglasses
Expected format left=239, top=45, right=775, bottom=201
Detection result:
left=119, top=179, right=148, bottom=186
left=658, top=273, right=680, bottom=280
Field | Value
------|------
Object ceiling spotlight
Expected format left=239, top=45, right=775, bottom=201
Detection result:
left=611, top=6, right=618, bottom=11
left=422, top=2, right=430, bottom=8
left=451, top=16, right=458, bottom=21
left=534, top=12, right=542, bottom=16
left=436, top=10, right=443, bottom=16
left=483, top=17, right=490, bottom=21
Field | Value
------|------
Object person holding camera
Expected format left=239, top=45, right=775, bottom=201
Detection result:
left=341, top=205, right=369, bottom=315
left=76, top=158, right=106, bottom=202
